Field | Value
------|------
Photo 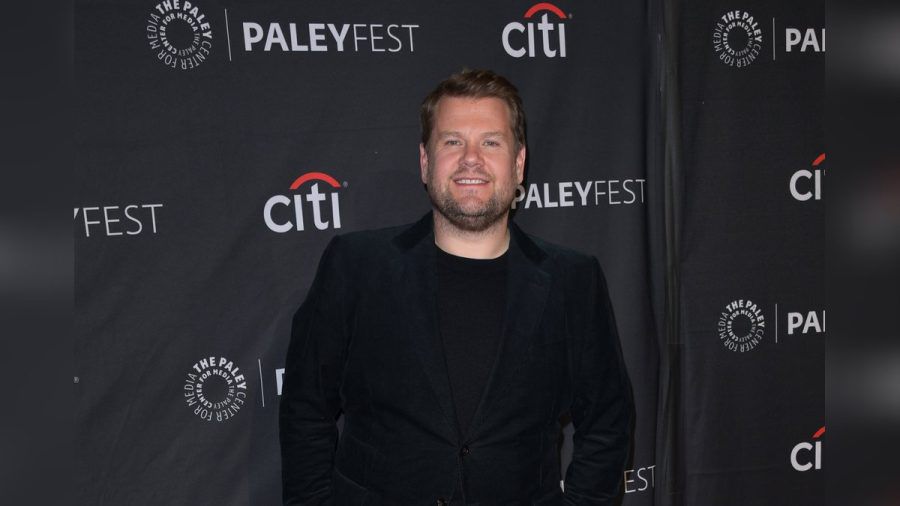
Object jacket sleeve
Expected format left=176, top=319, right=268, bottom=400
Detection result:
left=563, top=257, right=634, bottom=505
left=280, top=236, right=350, bottom=505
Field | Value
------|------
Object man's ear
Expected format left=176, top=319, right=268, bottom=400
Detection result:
left=515, top=145, right=526, bottom=184
left=419, top=143, right=429, bottom=184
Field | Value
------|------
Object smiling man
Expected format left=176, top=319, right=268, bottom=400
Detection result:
left=420, top=92, right=525, bottom=248
left=280, top=69, right=633, bottom=505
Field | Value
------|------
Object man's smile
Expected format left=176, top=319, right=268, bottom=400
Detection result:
left=454, top=177, right=489, bottom=185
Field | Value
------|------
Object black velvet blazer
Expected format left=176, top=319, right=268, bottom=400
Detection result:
left=280, top=213, right=633, bottom=505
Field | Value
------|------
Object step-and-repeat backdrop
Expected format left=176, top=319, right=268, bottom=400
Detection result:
left=74, top=1, right=822, bottom=504
left=664, top=0, right=825, bottom=504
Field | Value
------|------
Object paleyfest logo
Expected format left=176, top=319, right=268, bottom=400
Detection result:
left=146, top=0, right=213, bottom=70
left=183, top=356, right=247, bottom=422
left=512, top=179, right=646, bottom=209
left=241, top=21, right=419, bottom=53
left=623, top=464, right=656, bottom=494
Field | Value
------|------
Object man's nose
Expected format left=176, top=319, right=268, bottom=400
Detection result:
left=461, top=142, right=483, bottom=166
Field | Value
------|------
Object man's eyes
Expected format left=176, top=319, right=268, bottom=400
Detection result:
left=444, top=139, right=500, bottom=147
left=442, top=139, right=502, bottom=147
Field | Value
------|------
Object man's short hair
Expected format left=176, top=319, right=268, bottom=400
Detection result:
left=420, top=69, right=527, bottom=149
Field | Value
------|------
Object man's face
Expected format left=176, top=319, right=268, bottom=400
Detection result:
left=420, top=96, right=526, bottom=232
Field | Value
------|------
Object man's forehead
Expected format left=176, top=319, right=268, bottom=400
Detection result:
left=436, top=130, right=508, bottom=138
left=433, top=96, right=513, bottom=127
left=435, top=95, right=509, bottom=111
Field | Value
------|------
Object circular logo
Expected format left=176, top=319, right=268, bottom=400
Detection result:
left=183, top=356, right=248, bottom=422
left=712, top=10, right=763, bottom=68
left=146, top=1, right=213, bottom=70
left=717, top=299, right=766, bottom=352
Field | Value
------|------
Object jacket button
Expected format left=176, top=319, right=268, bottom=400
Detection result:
left=460, top=445, right=470, bottom=457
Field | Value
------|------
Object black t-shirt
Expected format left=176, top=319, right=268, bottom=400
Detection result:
left=435, top=245, right=508, bottom=441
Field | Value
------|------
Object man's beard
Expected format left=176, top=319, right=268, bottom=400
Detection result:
left=426, top=167, right=514, bottom=233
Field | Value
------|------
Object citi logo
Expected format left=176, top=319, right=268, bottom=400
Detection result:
left=264, top=172, right=344, bottom=232
left=790, top=426, right=825, bottom=471
left=502, top=3, right=568, bottom=58
left=790, top=153, right=825, bottom=201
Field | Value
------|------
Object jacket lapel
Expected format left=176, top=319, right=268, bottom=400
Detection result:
left=465, top=222, right=551, bottom=441
left=395, top=214, right=460, bottom=442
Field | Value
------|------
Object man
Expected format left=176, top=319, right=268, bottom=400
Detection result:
left=280, top=69, right=633, bottom=505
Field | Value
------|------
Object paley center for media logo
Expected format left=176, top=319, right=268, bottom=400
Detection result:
left=717, top=299, right=824, bottom=352
left=790, top=153, right=825, bottom=202
left=512, top=178, right=646, bottom=209
left=713, top=9, right=825, bottom=67
left=146, top=0, right=213, bottom=70
left=264, top=171, right=345, bottom=232
left=712, top=10, right=763, bottom=67
left=183, top=356, right=248, bottom=422
left=790, top=426, right=825, bottom=471
left=502, top=2, right=569, bottom=58
left=718, top=299, right=766, bottom=352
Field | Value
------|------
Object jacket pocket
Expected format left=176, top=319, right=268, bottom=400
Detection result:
left=332, top=466, right=373, bottom=506
left=335, top=433, right=382, bottom=484
left=532, top=485, right=564, bottom=505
